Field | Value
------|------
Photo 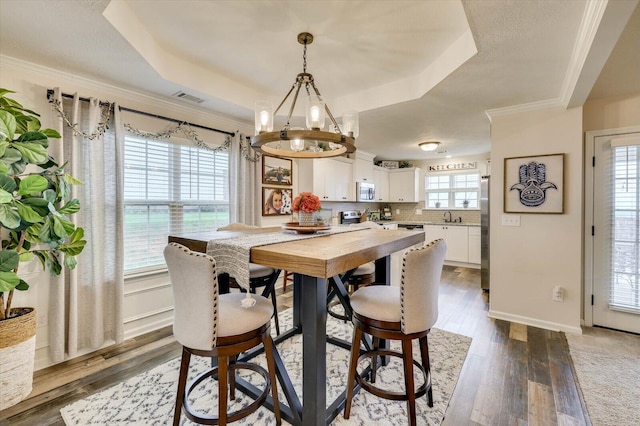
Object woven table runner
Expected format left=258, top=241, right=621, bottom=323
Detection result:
left=206, top=226, right=359, bottom=305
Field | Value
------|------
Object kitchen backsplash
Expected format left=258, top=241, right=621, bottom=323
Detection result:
left=321, top=201, right=481, bottom=224
left=389, top=203, right=480, bottom=223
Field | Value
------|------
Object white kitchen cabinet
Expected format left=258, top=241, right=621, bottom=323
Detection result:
left=302, top=157, right=354, bottom=202
left=424, top=224, right=469, bottom=262
left=372, top=166, right=389, bottom=202
left=388, top=168, right=420, bottom=202
left=354, top=151, right=376, bottom=183
left=468, top=226, right=481, bottom=264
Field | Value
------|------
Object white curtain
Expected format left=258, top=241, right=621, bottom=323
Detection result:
left=229, top=133, right=260, bottom=225
left=49, top=89, right=124, bottom=362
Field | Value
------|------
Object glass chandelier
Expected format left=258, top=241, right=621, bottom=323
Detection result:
left=251, top=33, right=358, bottom=159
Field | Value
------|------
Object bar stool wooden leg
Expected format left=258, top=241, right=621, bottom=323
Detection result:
left=419, top=336, right=433, bottom=407
left=370, top=336, right=380, bottom=383
left=263, top=334, right=282, bottom=425
left=344, top=326, right=363, bottom=419
left=402, top=340, right=417, bottom=426
left=282, top=270, right=293, bottom=292
left=218, top=355, right=229, bottom=426
left=174, top=348, right=191, bottom=426
left=229, top=355, right=237, bottom=400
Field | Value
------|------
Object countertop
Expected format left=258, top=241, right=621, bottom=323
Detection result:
left=373, top=220, right=480, bottom=227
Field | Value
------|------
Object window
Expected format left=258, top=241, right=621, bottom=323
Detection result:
left=124, top=136, right=230, bottom=273
left=425, top=171, right=480, bottom=209
left=610, top=143, right=639, bottom=312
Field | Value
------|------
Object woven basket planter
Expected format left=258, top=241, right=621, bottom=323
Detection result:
left=0, top=307, right=36, bottom=410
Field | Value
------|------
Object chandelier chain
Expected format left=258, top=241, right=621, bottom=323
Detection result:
left=303, top=40, right=307, bottom=73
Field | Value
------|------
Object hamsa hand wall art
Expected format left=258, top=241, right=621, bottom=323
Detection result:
left=504, top=154, right=564, bottom=214
left=510, top=161, right=558, bottom=207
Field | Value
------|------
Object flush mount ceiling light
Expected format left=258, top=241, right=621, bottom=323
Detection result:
left=419, top=141, right=441, bottom=152
left=251, top=33, right=357, bottom=159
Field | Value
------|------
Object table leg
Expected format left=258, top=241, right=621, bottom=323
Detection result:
left=374, top=255, right=391, bottom=365
left=374, top=255, right=391, bottom=285
left=300, top=274, right=327, bottom=425
left=292, top=273, right=302, bottom=329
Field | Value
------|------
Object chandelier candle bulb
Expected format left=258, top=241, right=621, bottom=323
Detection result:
left=342, top=111, right=359, bottom=138
left=254, top=101, right=273, bottom=134
left=291, top=137, right=304, bottom=152
left=306, top=96, right=325, bottom=130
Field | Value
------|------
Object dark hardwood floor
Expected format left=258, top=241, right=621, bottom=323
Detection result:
left=0, top=266, right=590, bottom=425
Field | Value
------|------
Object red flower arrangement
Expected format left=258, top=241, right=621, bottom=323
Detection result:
left=292, top=192, right=322, bottom=213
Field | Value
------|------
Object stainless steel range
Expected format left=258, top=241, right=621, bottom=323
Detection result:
left=340, top=210, right=362, bottom=224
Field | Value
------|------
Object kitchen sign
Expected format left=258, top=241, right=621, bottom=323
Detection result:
left=428, top=162, right=477, bottom=171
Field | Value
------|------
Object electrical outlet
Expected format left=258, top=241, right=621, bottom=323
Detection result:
left=396, top=209, right=400, bottom=215
left=415, top=209, right=422, bottom=215
left=502, top=214, right=520, bottom=227
left=552, top=286, right=564, bottom=302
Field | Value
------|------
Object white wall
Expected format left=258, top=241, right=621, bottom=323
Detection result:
left=0, top=55, right=253, bottom=369
left=488, top=106, right=583, bottom=333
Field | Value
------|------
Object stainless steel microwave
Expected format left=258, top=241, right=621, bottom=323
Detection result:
left=356, top=181, right=376, bottom=202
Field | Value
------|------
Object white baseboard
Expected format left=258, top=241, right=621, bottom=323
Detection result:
left=444, top=260, right=480, bottom=269
left=488, top=309, right=583, bottom=335
left=124, top=307, right=174, bottom=340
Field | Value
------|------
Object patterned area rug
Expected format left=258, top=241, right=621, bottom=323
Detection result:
left=61, top=309, right=471, bottom=425
left=566, top=327, right=640, bottom=426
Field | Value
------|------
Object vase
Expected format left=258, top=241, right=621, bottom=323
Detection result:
left=0, top=307, right=36, bottom=410
left=298, top=211, right=316, bottom=226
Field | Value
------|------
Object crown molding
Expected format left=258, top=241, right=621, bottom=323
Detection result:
left=484, top=98, right=564, bottom=122
left=559, top=0, right=608, bottom=107
left=0, top=55, right=252, bottom=133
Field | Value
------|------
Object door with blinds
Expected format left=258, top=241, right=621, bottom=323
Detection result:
left=592, top=130, right=640, bottom=333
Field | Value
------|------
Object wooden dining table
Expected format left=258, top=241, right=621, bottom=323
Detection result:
left=169, top=226, right=425, bottom=425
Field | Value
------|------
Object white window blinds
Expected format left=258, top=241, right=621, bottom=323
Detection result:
left=609, top=138, right=640, bottom=313
left=124, top=135, right=230, bottom=273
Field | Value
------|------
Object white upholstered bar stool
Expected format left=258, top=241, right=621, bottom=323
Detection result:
left=217, top=223, right=281, bottom=335
left=343, top=239, right=447, bottom=426
left=164, top=243, right=281, bottom=426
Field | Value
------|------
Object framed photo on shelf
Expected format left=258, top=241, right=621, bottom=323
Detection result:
left=380, top=160, right=399, bottom=169
left=504, top=153, right=564, bottom=214
left=262, top=155, right=292, bottom=186
left=262, top=187, right=293, bottom=216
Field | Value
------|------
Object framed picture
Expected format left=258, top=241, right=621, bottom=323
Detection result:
left=262, top=155, right=292, bottom=186
left=262, top=187, right=293, bottom=216
left=504, top=153, right=564, bottom=214
left=380, top=160, right=399, bottom=169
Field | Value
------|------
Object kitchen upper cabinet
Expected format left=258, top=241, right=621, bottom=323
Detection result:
left=354, top=151, right=376, bottom=183
left=468, top=226, right=481, bottom=264
left=372, top=166, right=389, bottom=202
left=301, top=157, right=354, bottom=202
left=331, top=159, right=353, bottom=201
left=424, top=224, right=469, bottom=262
left=388, top=168, right=421, bottom=202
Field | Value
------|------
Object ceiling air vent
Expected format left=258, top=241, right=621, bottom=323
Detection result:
left=171, top=91, right=205, bottom=104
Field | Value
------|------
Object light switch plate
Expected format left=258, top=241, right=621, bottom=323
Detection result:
left=415, top=209, right=422, bottom=215
left=502, top=214, right=520, bottom=226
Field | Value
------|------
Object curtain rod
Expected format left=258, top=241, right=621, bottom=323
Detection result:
left=46, top=89, right=236, bottom=137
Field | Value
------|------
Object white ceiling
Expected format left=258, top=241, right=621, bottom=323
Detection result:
left=0, top=0, right=638, bottom=160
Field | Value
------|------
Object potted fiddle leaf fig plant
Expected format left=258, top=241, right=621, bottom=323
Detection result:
left=0, top=88, right=86, bottom=410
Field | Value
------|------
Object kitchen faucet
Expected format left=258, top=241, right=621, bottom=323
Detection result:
left=444, top=211, right=452, bottom=223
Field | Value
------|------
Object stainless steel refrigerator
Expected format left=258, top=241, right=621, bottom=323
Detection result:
left=481, top=175, right=490, bottom=291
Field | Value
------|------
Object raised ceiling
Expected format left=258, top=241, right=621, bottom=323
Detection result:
left=0, top=0, right=638, bottom=160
